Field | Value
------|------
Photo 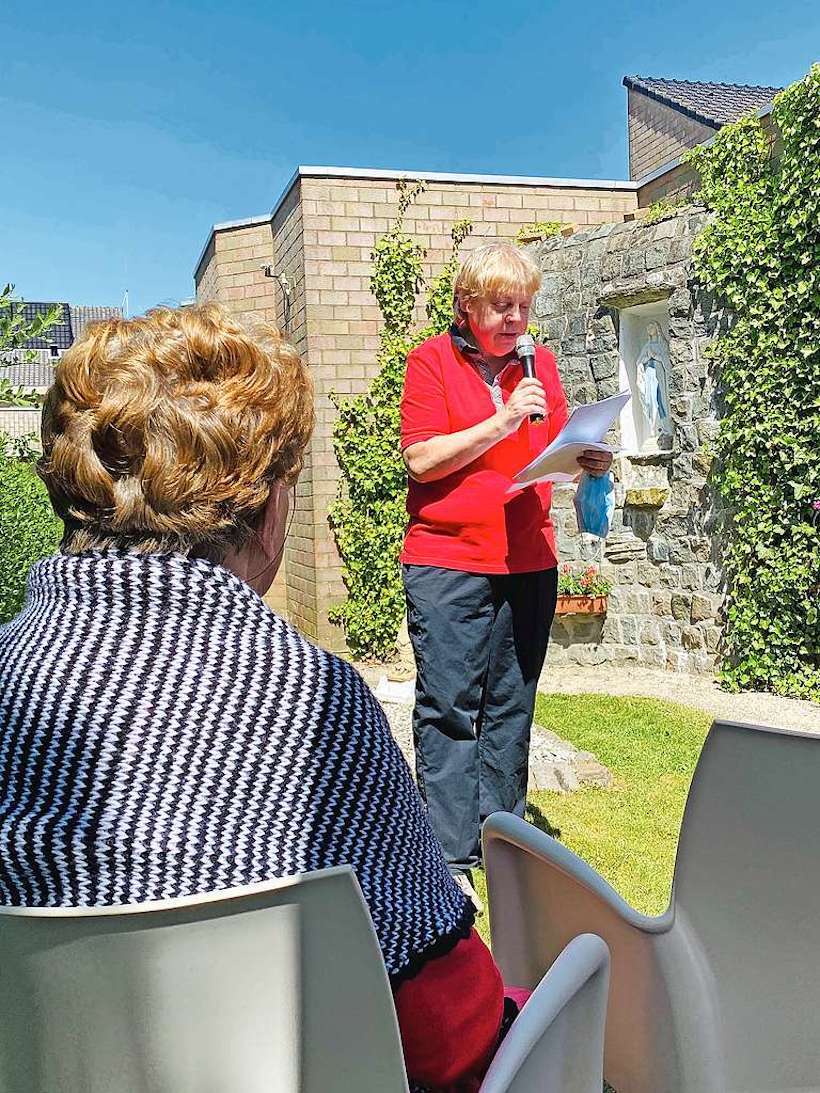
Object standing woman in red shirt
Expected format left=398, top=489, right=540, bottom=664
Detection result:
left=400, top=243, right=611, bottom=904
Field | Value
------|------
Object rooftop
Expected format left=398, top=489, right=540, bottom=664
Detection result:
left=13, top=302, right=122, bottom=351
left=623, top=75, right=782, bottom=128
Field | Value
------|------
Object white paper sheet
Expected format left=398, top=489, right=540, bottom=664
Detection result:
left=511, top=389, right=631, bottom=488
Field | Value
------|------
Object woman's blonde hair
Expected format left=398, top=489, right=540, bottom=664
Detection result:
left=453, top=242, right=541, bottom=317
left=39, top=303, right=314, bottom=558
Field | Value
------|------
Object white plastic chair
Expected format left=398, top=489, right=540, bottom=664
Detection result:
left=0, top=864, right=609, bottom=1092
left=484, top=719, right=820, bottom=1093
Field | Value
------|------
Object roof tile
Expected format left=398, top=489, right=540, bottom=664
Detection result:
left=623, top=75, right=782, bottom=127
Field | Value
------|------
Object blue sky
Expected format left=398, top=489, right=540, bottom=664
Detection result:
left=1, top=0, right=817, bottom=315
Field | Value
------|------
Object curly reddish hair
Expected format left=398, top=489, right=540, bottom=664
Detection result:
left=39, top=303, right=314, bottom=557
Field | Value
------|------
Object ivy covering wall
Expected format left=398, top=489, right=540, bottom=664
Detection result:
left=330, top=182, right=471, bottom=657
left=689, top=65, right=820, bottom=699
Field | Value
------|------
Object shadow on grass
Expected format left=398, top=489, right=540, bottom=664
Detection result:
left=525, top=800, right=561, bottom=840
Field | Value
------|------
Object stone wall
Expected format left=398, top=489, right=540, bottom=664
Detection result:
left=529, top=208, right=730, bottom=673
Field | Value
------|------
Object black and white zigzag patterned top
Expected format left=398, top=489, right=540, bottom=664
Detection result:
left=0, top=551, right=472, bottom=982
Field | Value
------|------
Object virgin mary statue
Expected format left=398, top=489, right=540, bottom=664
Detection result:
left=635, top=321, right=671, bottom=446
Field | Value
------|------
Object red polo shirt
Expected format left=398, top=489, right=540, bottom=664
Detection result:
left=400, top=332, right=569, bottom=574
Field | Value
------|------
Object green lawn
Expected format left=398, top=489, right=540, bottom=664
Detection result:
left=474, top=693, right=712, bottom=938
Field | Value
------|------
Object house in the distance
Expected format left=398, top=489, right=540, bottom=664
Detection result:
left=624, top=75, right=781, bottom=200
left=0, top=302, right=122, bottom=442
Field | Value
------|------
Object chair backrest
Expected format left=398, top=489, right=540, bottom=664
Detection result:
left=0, top=867, right=409, bottom=1093
left=481, top=933, right=610, bottom=1093
left=672, top=719, right=820, bottom=1091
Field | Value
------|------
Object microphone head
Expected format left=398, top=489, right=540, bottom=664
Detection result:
left=515, top=333, right=535, bottom=358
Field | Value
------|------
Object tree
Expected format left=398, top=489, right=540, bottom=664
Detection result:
left=0, top=283, right=61, bottom=408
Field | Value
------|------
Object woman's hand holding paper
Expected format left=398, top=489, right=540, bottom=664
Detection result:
left=576, top=448, right=613, bottom=477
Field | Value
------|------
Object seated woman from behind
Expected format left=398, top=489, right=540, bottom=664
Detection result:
left=0, top=305, right=512, bottom=1091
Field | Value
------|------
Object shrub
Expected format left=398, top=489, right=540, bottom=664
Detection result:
left=0, top=453, right=61, bottom=623
left=515, top=221, right=564, bottom=244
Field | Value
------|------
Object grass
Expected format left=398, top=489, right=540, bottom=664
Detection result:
left=473, top=693, right=711, bottom=939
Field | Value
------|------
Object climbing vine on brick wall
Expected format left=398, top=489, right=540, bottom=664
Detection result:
left=689, top=65, right=820, bottom=699
left=329, top=182, right=472, bottom=657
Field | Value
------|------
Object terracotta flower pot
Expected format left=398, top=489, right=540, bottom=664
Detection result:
left=555, top=595, right=608, bottom=616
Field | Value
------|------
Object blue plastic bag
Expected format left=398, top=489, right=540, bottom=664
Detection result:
left=574, top=471, right=615, bottom=538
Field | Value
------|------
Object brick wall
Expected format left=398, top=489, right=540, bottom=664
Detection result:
left=637, top=161, right=701, bottom=207
left=193, top=212, right=294, bottom=617
left=635, top=105, right=779, bottom=208
left=195, top=168, right=638, bottom=649
left=628, top=89, right=716, bottom=181
left=0, top=407, right=42, bottom=443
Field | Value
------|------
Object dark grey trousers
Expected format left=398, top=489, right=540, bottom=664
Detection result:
left=403, top=564, right=557, bottom=874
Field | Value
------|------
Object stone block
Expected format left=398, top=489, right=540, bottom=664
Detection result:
left=652, top=590, right=673, bottom=616
left=669, top=239, right=694, bottom=262
left=605, top=586, right=629, bottom=612
left=562, top=355, right=592, bottom=380
left=671, top=394, right=695, bottom=421
left=697, top=418, right=720, bottom=443
left=640, top=646, right=666, bottom=667
left=606, top=643, right=641, bottom=664
left=584, top=238, right=609, bottom=262
left=671, top=594, right=691, bottom=622
left=620, top=616, right=639, bottom=644
left=605, top=532, right=647, bottom=564
left=647, top=538, right=670, bottom=563
left=559, top=272, right=581, bottom=297
left=666, top=649, right=688, bottom=672
left=693, top=450, right=714, bottom=476
left=539, top=317, right=566, bottom=342
left=590, top=353, right=619, bottom=381
left=552, top=485, right=576, bottom=510
left=652, top=219, right=679, bottom=240
left=625, top=487, right=669, bottom=508
left=632, top=591, right=653, bottom=613
left=534, top=292, right=560, bottom=318
left=637, top=563, right=661, bottom=587
left=690, top=537, right=711, bottom=562
left=662, top=621, right=683, bottom=646
left=601, top=617, right=622, bottom=644
left=690, top=593, right=718, bottom=622
left=669, top=542, right=695, bottom=565
left=624, top=249, right=647, bottom=276
left=667, top=366, right=689, bottom=398
left=528, top=727, right=613, bottom=793
left=668, top=287, right=692, bottom=315
left=677, top=424, right=699, bottom=452
left=562, top=335, right=588, bottom=357
left=571, top=382, right=598, bottom=405
left=567, top=644, right=610, bottom=667
left=640, top=621, right=661, bottom=645
left=704, top=626, right=722, bottom=653
left=659, top=566, right=682, bottom=588
left=624, top=509, right=657, bottom=541
left=681, top=564, right=702, bottom=591
left=703, top=565, right=724, bottom=593
left=682, top=625, right=704, bottom=651
left=645, top=244, right=669, bottom=271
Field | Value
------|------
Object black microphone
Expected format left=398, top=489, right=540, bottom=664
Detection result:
left=515, top=334, right=543, bottom=423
